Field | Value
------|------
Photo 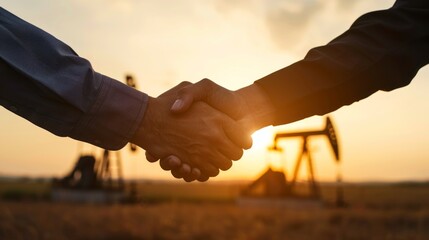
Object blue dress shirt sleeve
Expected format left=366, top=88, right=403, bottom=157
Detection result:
left=0, top=7, right=148, bottom=150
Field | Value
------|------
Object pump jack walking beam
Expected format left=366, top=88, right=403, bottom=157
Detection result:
left=270, top=117, right=340, bottom=198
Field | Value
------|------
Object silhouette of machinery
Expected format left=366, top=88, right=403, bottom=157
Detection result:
left=52, top=75, right=139, bottom=202
left=241, top=117, right=344, bottom=206
left=54, top=150, right=124, bottom=191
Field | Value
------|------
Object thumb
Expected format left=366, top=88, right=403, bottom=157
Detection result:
left=170, top=90, right=197, bottom=113
left=170, top=78, right=215, bottom=113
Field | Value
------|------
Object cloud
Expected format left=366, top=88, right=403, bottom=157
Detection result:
left=211, top=0, right=383, bottom=52
left=263, top=0, right=324, bottom=50
left=212, top=0, right=326, bottom=51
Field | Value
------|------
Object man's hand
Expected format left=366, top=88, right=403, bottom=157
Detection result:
left=147, top=79, right=277, bottom=178
left=171, top=79, right=276, bottom=130
left=131, top=82, right=253, bottom=182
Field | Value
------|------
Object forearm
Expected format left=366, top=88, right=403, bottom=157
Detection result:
left=236, top=84, right=276, bottom=131
left=0, top=7, right=148, bottom=150
left=255, top=0, right=429, bottom=125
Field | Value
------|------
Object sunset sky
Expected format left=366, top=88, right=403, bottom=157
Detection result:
left=1, top=0, right=429, bottom=182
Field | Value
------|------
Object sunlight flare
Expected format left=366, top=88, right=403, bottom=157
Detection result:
left=251, top=126, right=275, bottom=150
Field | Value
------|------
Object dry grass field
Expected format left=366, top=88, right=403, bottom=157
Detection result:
left=1, top=180, right=429, bottom=240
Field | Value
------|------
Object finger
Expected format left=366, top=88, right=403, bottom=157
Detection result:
left=182, top=167, right=200, bottom=182
left=171, top=164, right=192, bottom=180
left=179, top=164, right=192, bottom=176
left=214, top=135, right=244, bottom=161
left=170, top=89, right=198, bottom=113
left=191, top=168, right=201, bottom=178
left=183, top=176, right=195, bottom=182
left=171, top=168, right=184, bottom=179
left=222, top=117, right=253, bottom=150
left=189, top=157, right=219, bottom=177
left=171, top=78, right=216, bottom=113
left=192, top=79, right=241, bottom=119
left=159, top=155, right=181, bottom=170
left=183, top=170, right=198, bottom=182
left=193, top=148, right=231, bottom=172
left=211, top=151, right=233, bottom=171
left=199, top=162, right=220, bottom=177
left=197, top=174, right=210, bottom=182
left=145, top=152, right=159, bottom=163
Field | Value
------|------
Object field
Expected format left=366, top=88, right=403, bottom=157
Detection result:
left=1, top=180, right=429, bottom=239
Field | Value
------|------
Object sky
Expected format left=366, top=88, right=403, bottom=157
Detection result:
left=1, top=0, right=429, bottom=182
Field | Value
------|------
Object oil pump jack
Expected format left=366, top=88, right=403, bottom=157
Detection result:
left=239, top=116, right=345, bottom=207
left=52, top=75, right=139, bottom=203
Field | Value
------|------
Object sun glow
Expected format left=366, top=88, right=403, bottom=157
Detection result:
left=251, top=126, right=275, bottom=150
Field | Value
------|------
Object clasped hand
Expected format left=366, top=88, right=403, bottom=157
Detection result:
left=132, top=79, right=275, bottom=182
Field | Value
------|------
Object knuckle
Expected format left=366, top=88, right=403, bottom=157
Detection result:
left=200, top=78, right=214, bottom=86
left=178, top=81, right=192, bottom=88
left=159, top=159, right=170, bottom=170
left=177, top=86, right=190, bottom=96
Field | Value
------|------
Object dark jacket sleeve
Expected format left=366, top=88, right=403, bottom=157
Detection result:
left=255, top=0, right=429, bottom=125
left=0, top=7, right=148, bottom=150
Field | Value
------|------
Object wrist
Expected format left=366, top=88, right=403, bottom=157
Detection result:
left=131, top=96, right=157, bottom=150
left=236, top=84, right=276, bottom=132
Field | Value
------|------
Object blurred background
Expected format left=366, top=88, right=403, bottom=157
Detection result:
left=1, top=1, right=429, bottom=239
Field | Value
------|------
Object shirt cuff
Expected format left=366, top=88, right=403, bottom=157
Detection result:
left=69, top=73, right=148, bottom=150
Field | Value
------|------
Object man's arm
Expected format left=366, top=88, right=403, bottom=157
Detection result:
left=170, top=0, right=429, bottom=128
left=255, top=0, right=429, bottom=125
left=0, top=7, right=147, bottom=150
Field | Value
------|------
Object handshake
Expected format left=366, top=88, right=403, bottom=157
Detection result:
left=131, top=79, right=276, bottom=182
